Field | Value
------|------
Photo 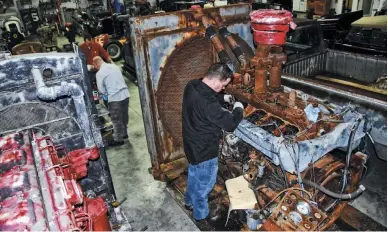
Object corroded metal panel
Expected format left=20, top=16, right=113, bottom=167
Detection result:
left=156, top=36, right=214, bottom=146
left=149, top=33, right=185, bottom=90
left=130, top=4, right=253, bottom=170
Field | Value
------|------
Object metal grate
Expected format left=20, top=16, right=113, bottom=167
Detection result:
left=0, top=102, right=81, bottom=138
left=156, top=36, right=214, bottom=146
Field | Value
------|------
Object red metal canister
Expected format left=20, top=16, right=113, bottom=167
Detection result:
left=250, top=10, right=296, bottom=45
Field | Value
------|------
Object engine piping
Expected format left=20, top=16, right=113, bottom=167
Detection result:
left=342, top=116, right=362, bottom=192
left=209, top=12, right=248, bottom=67
left=31, top=67, right=95, bottom=148
left=302, top=179, right=366, bottom=200
left=192, top=8, right=236, bottom=72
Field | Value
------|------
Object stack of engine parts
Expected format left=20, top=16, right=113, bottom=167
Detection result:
left=220, top=9, right=368, bottom=231
left=0, top=132, right=110, bottom=231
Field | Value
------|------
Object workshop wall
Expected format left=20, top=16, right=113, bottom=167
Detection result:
left=15, top=0, right=89, bottom=12
left=330, top=0, right=344, bottom=16
left=331, top=0, right=383, bottom=15
left=14, top=0, right=157, bottom=11
left=351, top=0, right=385, bottom=14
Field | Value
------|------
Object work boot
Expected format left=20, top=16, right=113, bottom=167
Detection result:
left=108, top=140, right=124, bottom=147
left=184, top=204, right=193, bottom=211
left=194, top=204, right=221, bottom=222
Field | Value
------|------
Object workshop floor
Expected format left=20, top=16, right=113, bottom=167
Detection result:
left=349, top=152, right=387, bottom=227
left=105, top=76, right=199, bottom=231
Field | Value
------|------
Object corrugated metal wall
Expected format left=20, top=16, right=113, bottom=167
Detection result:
left=325, top=50, right=387, bottom=83
left=282, top=52, right=327, bottom=78
left=283, top=49, right=387, bottom=83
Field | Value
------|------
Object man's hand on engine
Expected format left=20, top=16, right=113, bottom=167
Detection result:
left=233, top=101, right=244, bottom=110
left=87, top=65, right=95, bottom=71
left=224, top=94, right=235, bottom=104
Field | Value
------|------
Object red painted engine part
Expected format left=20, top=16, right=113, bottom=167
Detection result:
left=36, top=136, right=100, bottom=180
left=67, top=146, right=100, bottom=179
left=86, top=197, right=112, bottom=231
left=0, top=132, right=111, bottom=231
left=250, top=9, right=296, bottom=45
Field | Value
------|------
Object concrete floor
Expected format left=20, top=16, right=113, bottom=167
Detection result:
left=105, top=76, right=199, bottom=231
left=350, top=152, right=387, bottom=227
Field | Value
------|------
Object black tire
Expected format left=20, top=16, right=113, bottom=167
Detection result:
left=104, top=40, right=123, bottom=62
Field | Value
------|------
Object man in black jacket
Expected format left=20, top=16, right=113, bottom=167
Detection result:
left=182, top=63, right=244, bottom=221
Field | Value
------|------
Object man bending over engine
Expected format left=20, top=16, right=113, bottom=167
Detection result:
left=182, top=63, right=244, bottom=222
left=93, top=56, right=130, bottom=146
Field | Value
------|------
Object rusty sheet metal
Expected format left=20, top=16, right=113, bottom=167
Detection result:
left=282, top=49, right=387, bottom=162
left=130, top=4, right=253, bottom=171
left=134, top=14, right=181, bottom=32
left=281, top=74, right=387, bottom=161
left=156, top=36, right=214, bottom=146
left=149, top=33, right=185, bottom=90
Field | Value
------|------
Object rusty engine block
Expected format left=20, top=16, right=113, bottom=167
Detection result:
left=0, top=132, right=111, bottom=231
left=218, top=9, right=368, bottom=231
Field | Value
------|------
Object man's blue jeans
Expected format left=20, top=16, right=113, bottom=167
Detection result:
left=184, top=157, right=218, bottom=220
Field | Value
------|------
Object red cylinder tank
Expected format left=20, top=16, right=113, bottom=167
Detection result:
left=250, top=10, right=296, bottom=45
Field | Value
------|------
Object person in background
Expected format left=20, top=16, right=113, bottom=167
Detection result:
left=80, top=33, right=113, bottom=106
left=182, top=63, right=244, bottom=221
left=62, top=22, right=77, bottom=44
left=93, top=56, right=130, bottom=147
left=79, top=33, right=112, bottom=70
left=36, top=23, right=58, bottom=48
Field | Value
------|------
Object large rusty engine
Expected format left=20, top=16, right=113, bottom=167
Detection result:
left=218, top=9, right=367, bottom=230
left=130, top=5, right=372, bottom=230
